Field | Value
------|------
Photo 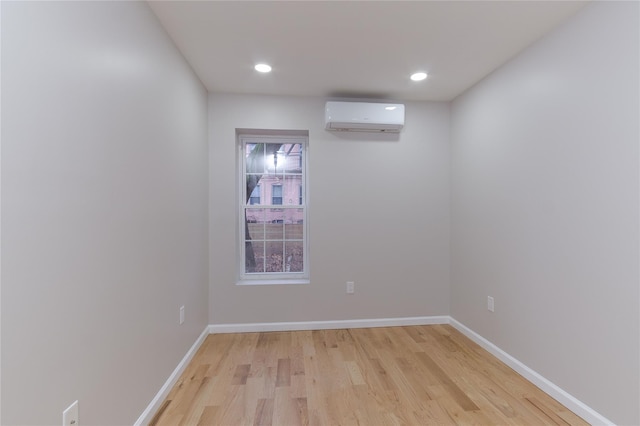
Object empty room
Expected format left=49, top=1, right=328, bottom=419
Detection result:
left=1, top=1, right=638, bottom=425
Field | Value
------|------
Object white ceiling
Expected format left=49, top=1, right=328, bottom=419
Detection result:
left=148, top=1, right=587, bottom=102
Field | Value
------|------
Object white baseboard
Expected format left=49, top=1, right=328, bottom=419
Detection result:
left=134, top=326, right=209, bottom=426
left=449, top=318, right=614, bottom=426
left=209, top=315, right=450, bottom=333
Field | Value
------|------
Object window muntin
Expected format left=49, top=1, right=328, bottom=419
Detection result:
left=239, top=135, right=308, bottom=282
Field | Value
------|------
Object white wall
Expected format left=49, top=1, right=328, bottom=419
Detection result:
left=1, top=2, right=209, bottom=424
left=209, top=94, right=450, bottom=324
left=451, top=2, right=639, bottom=425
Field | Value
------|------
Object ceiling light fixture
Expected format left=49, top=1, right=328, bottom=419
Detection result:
left=254, top=63, right=272, bottom=73
left=410, top=72, right=428, bottom=81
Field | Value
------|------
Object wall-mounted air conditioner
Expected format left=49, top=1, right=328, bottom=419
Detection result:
left=325, top=101, right=405, bottom=133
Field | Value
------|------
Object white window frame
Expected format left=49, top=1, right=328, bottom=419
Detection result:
left=237, top=133, right=309, bottom=284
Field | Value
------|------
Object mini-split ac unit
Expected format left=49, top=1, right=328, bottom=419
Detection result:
left=325, top=101, right=405, bottom=133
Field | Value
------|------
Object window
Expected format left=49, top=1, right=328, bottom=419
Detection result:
left=249, top=185, right=261, bottom=205
left=271, top=184, right=283, bottom=205
left=239, top=133, right=308, bottom=283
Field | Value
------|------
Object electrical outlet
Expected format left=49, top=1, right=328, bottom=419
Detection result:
left=179, top=305, right=185, bottom=325
left=487, top=296, right=494, bottom=312
left=346, top=281, right=355, bottom=294
left=63, top=400, right=78, bottom=426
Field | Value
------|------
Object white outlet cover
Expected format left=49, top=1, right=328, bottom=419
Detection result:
left=487, top=296, right=495, bottom=312
left=63, top=400, right=78, bottom=426
left=179, top=306, right=185, bottom=325
left=346, top=281, right=355, bottom=294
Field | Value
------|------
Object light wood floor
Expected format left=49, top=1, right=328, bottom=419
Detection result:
left=150, top=325, right=588, bottom=425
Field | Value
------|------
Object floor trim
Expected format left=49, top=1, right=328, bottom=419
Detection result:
left=449, top=318, right=614, bottom=426
left=134, top=326, right=209, bottom=426
left=208, top=316, right=450, bottom=333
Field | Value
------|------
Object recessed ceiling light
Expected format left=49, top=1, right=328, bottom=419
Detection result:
left=410, top=72, right=428, bottom=81
left=254, top=63, right=272, bottom=73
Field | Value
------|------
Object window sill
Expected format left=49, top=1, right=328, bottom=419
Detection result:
left=236, top=279, right=310, bottom=286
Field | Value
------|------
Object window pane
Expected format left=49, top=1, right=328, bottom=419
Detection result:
left=265, top=209, right=284, bottom=239
left=249, top=184, right=261, bottom=205
left=283, top=175, right=303, bottom=205
left=271, top=184, right=283, bottom=205
left=285, top=241, right=304, bottom=272
left=266, top=143, right=284, bottom=174
left=285, top=209, right=304, bottom=240
left=246, top=143, right=266, bottom=174
left=265, top=240, right=284, bottom=272
left=245, top=240, right=265, bottom=273
left=246, top=208, right=265, bottom=240
left=279, top=143, right=303, bottom=172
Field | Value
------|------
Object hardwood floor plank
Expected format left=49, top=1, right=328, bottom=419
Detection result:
left=344, top=360, right=366, bottom=386
left=179, top=377, right=216, bottom=425
left=289, top=373, right=307, bottom=399
left=289, top=344, right=305, bottom=376
left=253, top=398, right=273, bottom=426
left=148, top=399, right=171, bottom=426
left=275, top=358, right=291, bottom=387
left=215, top=384, right=251, bottom=425
left=395, top=356, right=435, bottom=401
left=525, top=396, right=574, bottom=425
left=196, top=405, right=218, bottom=426
left=415, top=351, right=481, bottom=411
left=293, top=397, right=309, bottom=426
left=152, top=325, right=590, bottom=426
left=367, top=357, right=398, bottom=392
left=231, top=364, right=251, bottom=385
left=404, top=324, right=428, bottom=343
